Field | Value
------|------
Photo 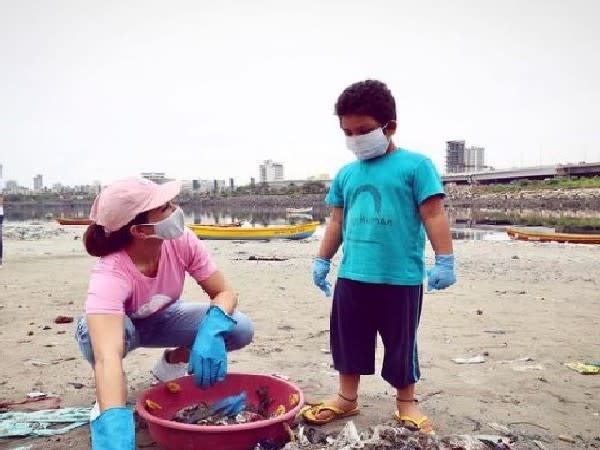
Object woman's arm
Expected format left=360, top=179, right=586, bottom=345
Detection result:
left=87, top=314, right=127, bottom=412
left=198, top=271, right=237, bottom=315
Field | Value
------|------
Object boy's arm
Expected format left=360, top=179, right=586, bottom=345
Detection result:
left=419, top=196, right=453, bottom=254
left=317, top=207, right=344, bottom=259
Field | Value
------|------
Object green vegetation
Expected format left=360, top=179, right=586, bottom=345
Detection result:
left=481, top=210, right=600, bottom=229
left=478, top=176, right=600, bottom=193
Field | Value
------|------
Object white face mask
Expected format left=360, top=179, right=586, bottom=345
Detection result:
left=345, top=124, right=391, bottom=160
left=142, top=206, right=186, bottom=240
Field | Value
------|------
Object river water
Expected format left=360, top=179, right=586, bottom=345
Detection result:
left=3, top=204, right=600, bottom=241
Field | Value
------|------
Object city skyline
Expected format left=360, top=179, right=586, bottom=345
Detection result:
left=1, top=1, right=599, bottom=188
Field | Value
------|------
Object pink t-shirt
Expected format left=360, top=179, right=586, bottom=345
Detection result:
left=85, top=229, right=216, bottom=318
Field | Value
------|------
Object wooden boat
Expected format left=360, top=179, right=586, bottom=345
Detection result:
left=203, top=222, right=242, bottom=227
left=285, top=207, right=313, bottom=214
left=56, top=218, right=93, bottom=226
left=506, top=227, right=600, bottom=245
left=187, top=221, right=319, bottom=240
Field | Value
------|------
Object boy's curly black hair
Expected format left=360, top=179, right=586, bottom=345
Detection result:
left=334, top=79, right=396, bottom=126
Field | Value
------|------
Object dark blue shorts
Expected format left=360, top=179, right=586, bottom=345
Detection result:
left=330, top=278, right=423, bottom=389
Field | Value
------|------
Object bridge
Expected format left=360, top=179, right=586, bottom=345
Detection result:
left=442, top=162, right=600, bottom=185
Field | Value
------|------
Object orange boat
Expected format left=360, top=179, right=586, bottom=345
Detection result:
left=506, top=227, right=600, bottom=245
left=56, top=218, right=93, bottom=226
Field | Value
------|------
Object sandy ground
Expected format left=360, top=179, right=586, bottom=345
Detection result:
left=0, top=223, right=599, bottom=449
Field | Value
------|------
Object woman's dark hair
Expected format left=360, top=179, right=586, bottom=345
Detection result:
left=334, top=79, right=396, bottom=126
left=84, top=211, right=149, bottom=257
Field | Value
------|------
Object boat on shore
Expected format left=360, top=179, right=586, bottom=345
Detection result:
left=187, top=221, right=319, bottom=240
left=56, top=218, right=93, bottom=226
left=285, top=207, right=313, bottom=214
left=506, top=227, right=600, bottom=244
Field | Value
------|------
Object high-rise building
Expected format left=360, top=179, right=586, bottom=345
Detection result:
left=446, top=141, right=486, bottom=173
left=464, top=146, right=485, bottom=172
left=259, top=160, right=284, bottom=183
left=445, top=141, right=465, bottom=174
left=33, top=174, right=43, bottom=192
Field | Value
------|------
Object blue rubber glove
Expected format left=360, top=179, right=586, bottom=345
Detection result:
left=188, top=305, right=237, bottom=389
left=312, top=257, right=332, bottom=297
left=427, top=254, right=457, bottom=291
left=90, top=407, right=135, bottom=450
left=210, top=392, right=247, bottom=416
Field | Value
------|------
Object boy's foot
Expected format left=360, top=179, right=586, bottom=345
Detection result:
left=301, top=393, right=359, bottom=425
left=394, top=398, right=435, bottom=434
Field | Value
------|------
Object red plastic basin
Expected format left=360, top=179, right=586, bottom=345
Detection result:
left=136, top=373, right=305, bottom=450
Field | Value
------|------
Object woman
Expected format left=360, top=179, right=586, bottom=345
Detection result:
left=76, top=177, right=254, bottom=449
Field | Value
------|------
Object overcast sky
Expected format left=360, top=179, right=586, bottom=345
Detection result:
left=1, top=0, right=599, bottom=188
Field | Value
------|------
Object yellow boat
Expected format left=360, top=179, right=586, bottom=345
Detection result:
left=187, top=221, right=319, bottom=240
left=506, top=227, right=600, bottom=245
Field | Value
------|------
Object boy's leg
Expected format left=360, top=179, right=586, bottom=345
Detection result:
left=307, top=278, right=377, bottom=422
left=376, top=284, right=430, bottom=429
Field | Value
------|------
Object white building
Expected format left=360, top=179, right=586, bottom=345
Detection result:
left=259, top=160, right=284, bottom=183
left=192, top=179, right=227, bottom=193
left=33, top=174, right=43, bottom=192
left=464, top=146, right=486, bottom=172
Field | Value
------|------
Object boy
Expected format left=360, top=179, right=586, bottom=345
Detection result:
left=302, top=80, right=456, bottom=434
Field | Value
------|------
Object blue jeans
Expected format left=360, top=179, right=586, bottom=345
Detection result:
left=75, top=301, right=254, bottom=365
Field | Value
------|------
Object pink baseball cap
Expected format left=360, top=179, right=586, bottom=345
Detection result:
left=90, top=177, right=182, bottom=232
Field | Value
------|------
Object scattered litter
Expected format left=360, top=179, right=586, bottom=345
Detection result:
left=248, top=256, right=288, bottom=262
left=145, top=399, right=162, bottom=411
left=25, top=359, right=50, bottom=367
left=272, top=373, right=291, bottom=381
left=54, top=315, right=74, bottom=324
left=558, top=434, right=576, bottom=443
left=452, top=355, right=486, bottom=364
left=1, top=225, right=68, bottom=241
left=484, top=329, right=507, bottom=335
left=166, top=382, right=181, bottom=393
left=498, top=356, right=534, bottom=364
left=277, top=420, right=519, bottom=450
left=320, top=348, right=331, bottom=354
left=0, top=393, right=61, bottom=413
left=24, top=357, right=76, bottom=367
left=68, top=382, right=84, bottom=389
left=512, top=363, right=544, bottom=372
left=487, top=422, right=512, bottom=435
left=27, top=393, right=48, bottom=399
left=0, top=407, right=90, bottom=437
left=564, top=362, right=600, bottom=375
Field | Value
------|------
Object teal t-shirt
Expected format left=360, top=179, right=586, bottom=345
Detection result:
left=325, top=148, right=444, bottom=285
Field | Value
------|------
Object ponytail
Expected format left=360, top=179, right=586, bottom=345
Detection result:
left=84, top=212, right=148, bottom=257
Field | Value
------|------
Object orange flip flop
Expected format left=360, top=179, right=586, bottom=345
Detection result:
left=394, top=411, right=435, bottom=435
left=301, top=402, right=360, bottom=425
